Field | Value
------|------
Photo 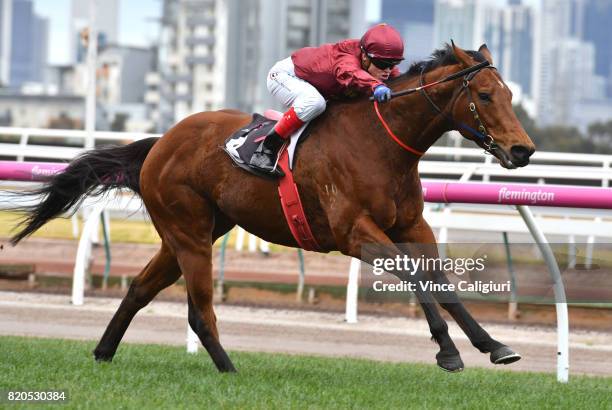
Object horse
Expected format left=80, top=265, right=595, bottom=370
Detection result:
left=10, top=43, right=534, bottom=373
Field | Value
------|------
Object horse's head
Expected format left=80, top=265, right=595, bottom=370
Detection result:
left=448, top=42, right=535, bottom=168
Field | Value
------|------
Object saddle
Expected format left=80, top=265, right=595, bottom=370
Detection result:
left=223, top=112, right=310, bottom=179
left=223, top=111, right=321, bottom=252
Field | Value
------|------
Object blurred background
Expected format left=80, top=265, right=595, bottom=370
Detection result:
left=0, top=0, right=610, bottom=151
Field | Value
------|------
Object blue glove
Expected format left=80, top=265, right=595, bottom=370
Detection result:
left=373, top=85, right=392, bottom=103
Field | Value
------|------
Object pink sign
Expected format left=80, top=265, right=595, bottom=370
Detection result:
left=0, top=161, right=67, bottom=182
left=422, top=181, right=612, bottom=209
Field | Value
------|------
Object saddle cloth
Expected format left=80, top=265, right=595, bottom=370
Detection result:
left=223, top=111, right=309, bottom=178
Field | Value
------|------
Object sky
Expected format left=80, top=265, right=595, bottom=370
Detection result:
left=33, top=0, right=161, bottom=65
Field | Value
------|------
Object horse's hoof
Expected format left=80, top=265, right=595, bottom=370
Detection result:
left=93, top=350, right=113, bottom=363
left=490, top=346, right=522, bottom=365
left=436, top=353, right=464, bottom=373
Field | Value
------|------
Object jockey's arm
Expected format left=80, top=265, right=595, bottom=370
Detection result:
left=332, top=54, right=384, bottom=95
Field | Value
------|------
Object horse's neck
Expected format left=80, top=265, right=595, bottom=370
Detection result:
left=379, top=68, right=457, bottom=156
left=312, top=69, right=458, bottom=186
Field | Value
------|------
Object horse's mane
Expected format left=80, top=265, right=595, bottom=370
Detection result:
left=390, top=44, right=487, bottom=84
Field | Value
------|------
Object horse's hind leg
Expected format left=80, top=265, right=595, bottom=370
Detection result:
left=185, top=214, right=237, bottom=372
left=152, top=189, right=236, bottom=372
left=93, top=244, right=181, bottom=361
left=180, top=242, right=236, bottom=371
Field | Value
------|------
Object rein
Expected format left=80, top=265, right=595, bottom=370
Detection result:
left=372, top=60, right=496, bottom=155
left=373, top=101, right=425, bottom=156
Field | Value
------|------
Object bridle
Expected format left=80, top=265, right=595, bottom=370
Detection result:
left=419, top=63, right=499, bottom=153
left=373, top=60, right=500, bottom=156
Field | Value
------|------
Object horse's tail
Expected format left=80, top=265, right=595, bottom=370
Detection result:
left=10, top=137, right=159, bottom=245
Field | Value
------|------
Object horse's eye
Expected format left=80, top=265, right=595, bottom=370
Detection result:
left=479, top=92, right=492, bottom=102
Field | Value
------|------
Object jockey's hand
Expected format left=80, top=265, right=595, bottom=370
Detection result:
left=373, top=85, right=392, bottom=103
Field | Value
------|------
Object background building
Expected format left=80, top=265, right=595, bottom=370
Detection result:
left=7, top=0, right=48, bottom=88
left=146, top=0, right=366, bottom=133
left=433, top=0, right=483, bottom=50
left=0, top=0, right=12, bottom=86
left=572, top=0, right=612, bottom=98
left=381, top=0, right=434, bottom=67
left=532, top=0, right=610, bottom=128
left=401, top=0, right=612, bottom=129
left=241, top=0, right=363, bottom=114
left=532, top=0, right=572, bottom=126
left=97, top=45, right=155, bottom=132
left=0, top=92, right=84, bottom=128
left=498, top=1, right=533, bottom=98
left=145, top=0, right=219, bottom=132
left=0, top=0, right=609, bottom=133
left=98, top=45, right=153, bottom=105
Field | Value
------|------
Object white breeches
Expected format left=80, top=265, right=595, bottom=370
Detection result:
left=267, top=57, right=327, bottom=122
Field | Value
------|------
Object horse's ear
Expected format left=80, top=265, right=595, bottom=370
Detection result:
left=478, top=43, right=494, bottom=65
left=450, top=40, right=471, bottom=68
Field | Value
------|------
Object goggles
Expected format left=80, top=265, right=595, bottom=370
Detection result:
left=369, top=55, right=401, bottom=70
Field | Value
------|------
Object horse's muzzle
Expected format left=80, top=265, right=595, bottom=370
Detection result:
left=509, top=145, right=535, bottom=168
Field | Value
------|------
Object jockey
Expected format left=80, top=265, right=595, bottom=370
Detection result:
left=250, top=23, right=405, bottom=176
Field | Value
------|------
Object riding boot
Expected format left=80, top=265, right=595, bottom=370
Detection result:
left=249, top=130, right=287, bottom=177
left=249, top=107, right=304, bottom=177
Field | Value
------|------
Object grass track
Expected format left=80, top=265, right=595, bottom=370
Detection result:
left=0, top=336, right=610, bottom=409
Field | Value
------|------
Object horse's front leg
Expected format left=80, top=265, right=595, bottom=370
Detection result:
left=335, top=213, right=464, bottom=372
left=390, top=216, right=522, bottom=365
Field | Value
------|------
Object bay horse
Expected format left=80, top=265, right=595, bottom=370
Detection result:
left=10, top=43, right=534, bottom=373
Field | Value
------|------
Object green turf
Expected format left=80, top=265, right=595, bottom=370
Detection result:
left=0, top=336, right=610, bottom=409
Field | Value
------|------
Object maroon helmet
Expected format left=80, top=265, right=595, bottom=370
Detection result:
left=360, top=23, right=405, bottom=61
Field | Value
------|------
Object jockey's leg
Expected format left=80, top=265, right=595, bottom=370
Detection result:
left=250, top=57, right=326, bottom=176
left=249, top=107, right=304, bottom=177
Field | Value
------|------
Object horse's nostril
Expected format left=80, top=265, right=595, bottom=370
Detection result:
left=510, top=145, right=533, bottom=162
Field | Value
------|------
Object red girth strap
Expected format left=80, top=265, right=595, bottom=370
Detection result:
left=277, top=150, right=322, bottom=252
left=373, top=101, right=425, bottom=156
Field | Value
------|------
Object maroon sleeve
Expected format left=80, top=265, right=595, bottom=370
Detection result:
left=332, top=52, right=383, bottom=94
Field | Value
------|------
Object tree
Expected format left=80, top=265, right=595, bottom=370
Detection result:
left=511, top=104, right=609, bottom=154
left=513, top=104, right=538, bottom=138
left=587, top=120, right=612, bottom=145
